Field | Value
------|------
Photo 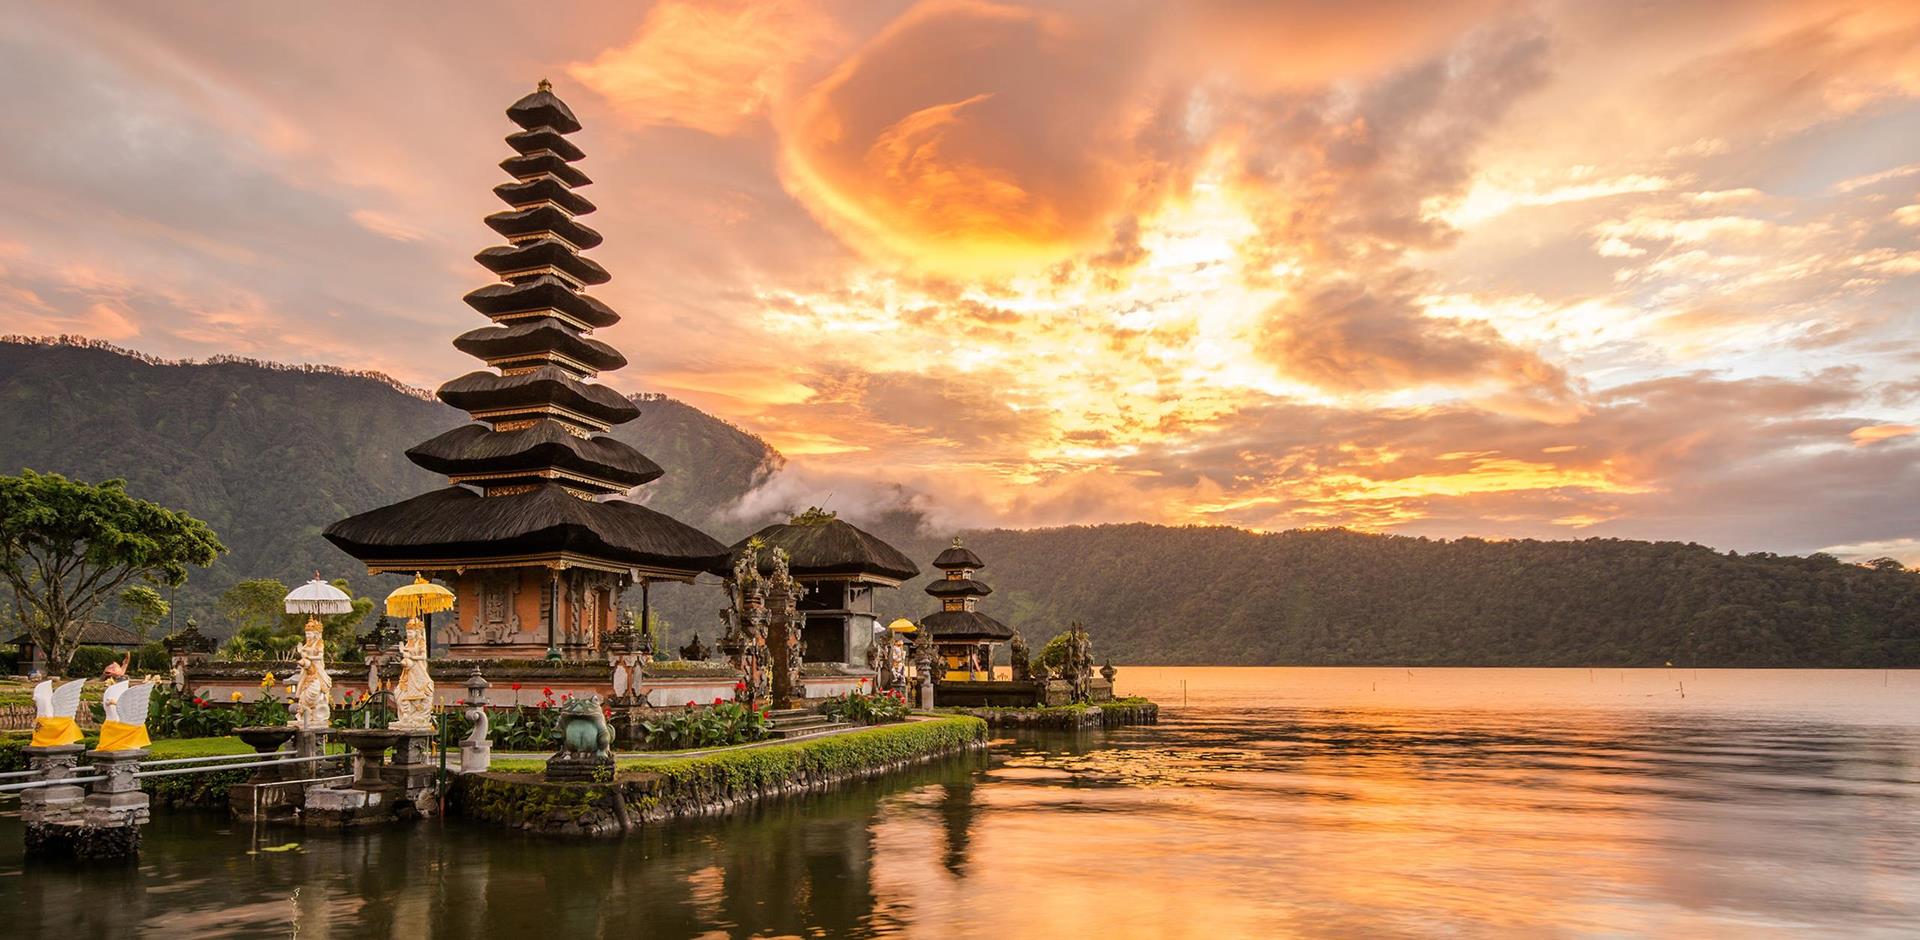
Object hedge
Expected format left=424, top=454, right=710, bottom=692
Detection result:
left=491, top=715, right=987, bottom=781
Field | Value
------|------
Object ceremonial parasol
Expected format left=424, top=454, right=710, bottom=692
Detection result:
left=887, top=618, right=918, bottom=633
left=284, top=574, right=354, bottom=616
left=385, top=573, right=455, bottom=618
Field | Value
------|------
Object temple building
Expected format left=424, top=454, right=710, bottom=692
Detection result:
left=919, top=538, right=1015, bottom=681
left=723, top=509, right=919, bottom=667
left=325, top=81, right=727, bottom=660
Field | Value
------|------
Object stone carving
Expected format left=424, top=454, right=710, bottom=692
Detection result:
left=1101, top=658, right=1117, bottom=685
left=546, top=694, right=614, bottom=781
left=390, top=617, right=435, bottom=732
left=723, top=544, right=772, bottom=704
left=1009, top=631, right=1031, bottom=685
left=97, top=680, right=155, bottom=752
left=30, top=679, right=84, bottom=748
left=462, top=667, right=491, bottom=774
left=680, top=631, right=710, bottom=662
left=766, top=548, right=805, bottom=706
left=290, top=617, right=333, bottom=731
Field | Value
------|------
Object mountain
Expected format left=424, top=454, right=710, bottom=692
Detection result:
left=2, top=336, right=1915, bottom=666
left=0, top=336, right=777, bottom=631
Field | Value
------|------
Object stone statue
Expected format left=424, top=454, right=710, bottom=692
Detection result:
left=1066, top=620, right=1095, bottom=703
left=546, top=694, right=614, bottom=782
left=290, top=617, right=333, bottom=731
left=1009, top=631, right=1031, bottom=684
left=29, top=678, right=84, bottom=748
left=1101, top=658, right=1117, bottom=686
left=389, top=617, right=435, bottom=732
left=680, top=631, right=710, bottom=662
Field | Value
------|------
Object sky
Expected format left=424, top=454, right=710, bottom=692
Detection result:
left=1, top=1, right=1917, bottom=561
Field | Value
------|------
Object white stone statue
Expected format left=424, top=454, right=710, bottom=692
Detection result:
left=390, top=616, right=435, bottom=732
left=290, top=617, right=333, bottom=730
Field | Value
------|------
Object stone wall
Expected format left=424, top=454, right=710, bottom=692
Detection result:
left=447, top=716, right=988, bottom=838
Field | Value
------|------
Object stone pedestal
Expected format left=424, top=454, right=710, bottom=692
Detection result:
left=20, top=744, right=87, bottom=857
left=460, top=740, right=492, bottom=775
left=229, top=726, right=300, bottom=821
left=304, top=729, right=438, bottom=826
left=75, top=748, right=150, bottom=861
left=544, top=750, right=614, bottom=783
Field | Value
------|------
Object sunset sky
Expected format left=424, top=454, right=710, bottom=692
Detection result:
left=2, top=1, right=1917, bottom=560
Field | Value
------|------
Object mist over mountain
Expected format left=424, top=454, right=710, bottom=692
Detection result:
left=3, top=337, right=1914, bottom=666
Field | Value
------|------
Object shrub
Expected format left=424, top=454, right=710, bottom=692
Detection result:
left=818, top=689, right=910, bottom=726
left=641, top=701, right=771, bottom=750
left=65, top=645, right=124, bottom=678
left=148, top=686, right=240, bottom=739
left=132, top=641, right=169, bottom=673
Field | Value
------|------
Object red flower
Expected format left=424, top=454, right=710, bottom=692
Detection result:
left=511, top=682, right=522, bottom=692
left=192, top=697, right=205, bottom=707
left=734, top=681, right=745, bottom=692
left=346, top=689, right=358, bottom=700
left=713, top=697, right=724, bottom=706
left=541, top=686, right=553, bottom=697
left=685, top=702, right=695, bottom=710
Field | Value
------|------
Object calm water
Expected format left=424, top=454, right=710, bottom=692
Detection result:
left=3, top=667, right=1917, bottom=938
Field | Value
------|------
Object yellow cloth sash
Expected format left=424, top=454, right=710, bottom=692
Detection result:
left=96, top=720, right=150, bottom=752
left=30, top=716, right=82, bottom=748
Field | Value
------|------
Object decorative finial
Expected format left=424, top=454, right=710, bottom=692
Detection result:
left=951, top=536, right=964, bottom=548
left=537, top=77, right=552, bottom=93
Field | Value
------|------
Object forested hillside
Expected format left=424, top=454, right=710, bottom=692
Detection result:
left=3, top=337, right=1915, bottom=666
left=0, top=337, right=777, bottom=626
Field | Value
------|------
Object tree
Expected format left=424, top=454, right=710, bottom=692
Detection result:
left=219, top=576, right=373, bottom=661
left=1865, top=557, right=1908, bottom=572
left=0, top=470, right=223, bottom=672
left=118, top=585, right=170, bottom=640
left=218, top=578, right=296, bottom=659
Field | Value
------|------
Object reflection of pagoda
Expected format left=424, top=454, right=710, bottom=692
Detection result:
left=326, top=81, right=727, bottom=660
left=920, top=538, right=1014, bottom=680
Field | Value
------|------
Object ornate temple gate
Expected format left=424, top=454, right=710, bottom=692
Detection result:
left=765, top=551, right=805, bottom=708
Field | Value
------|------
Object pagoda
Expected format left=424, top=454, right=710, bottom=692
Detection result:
left=326, top=81, right=728, bottom=660
left=919, top=538, right=1014, bottom=681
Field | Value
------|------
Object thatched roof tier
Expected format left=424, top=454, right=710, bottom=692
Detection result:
left=918, top=610, right=1015, bottom=642
left=505, top=126, right=584, bottom=161
left=473, top=240, right=611, bottom=286
left=722, top=518, right=919, bottom=582
left=924, top=577, right=992, bottom=599
left=507, top=86, right=582, bottom=134
left=485, top=205, right=603, bottom=250
left=437, top=367, right=641, bottom=426
left=324, top=484, right=726, bottom=575
left=494, top=177, right=595, bottom=216
left=406, top=422, right=662, bottom=488
left=463, top=277, right=619, bottom=328
left=500, top=152, right=591, bottom=187
left=933, top=543, right=985, bottom=570
left=453, top=320, right=625, bottom=372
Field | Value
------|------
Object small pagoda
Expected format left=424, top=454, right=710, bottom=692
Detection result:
left=725, top=508, right=920, bottom=666
left=326, top=81, right=728, bottom=660
left=919, top=537, right=1014, bottom=681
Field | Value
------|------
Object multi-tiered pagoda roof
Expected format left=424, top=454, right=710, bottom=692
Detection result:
left=326, top=82, right=726, bottom=579
left=920, top=538, right=1014, bottom=641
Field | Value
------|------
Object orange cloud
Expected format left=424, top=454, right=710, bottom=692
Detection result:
left=1850, top=424, right=1918, bottom=446
left=570, top=0, right=839, bottom=136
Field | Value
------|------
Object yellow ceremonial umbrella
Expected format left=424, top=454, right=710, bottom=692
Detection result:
left=386, top=573, right=455, bottom=618
left=887, top=618, right=918, bottom=633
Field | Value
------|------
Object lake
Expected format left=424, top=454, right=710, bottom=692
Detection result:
left=3, top=667, right=1917, bottom=937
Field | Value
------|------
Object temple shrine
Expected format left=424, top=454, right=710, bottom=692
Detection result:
left=324, top=81, right=728, bottom=661
left=919, top=538, right=1015, bottom=681
left=723, top=508, right=919, bottom=668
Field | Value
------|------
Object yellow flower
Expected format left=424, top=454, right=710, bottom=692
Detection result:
left=285, top=685, right=297, bottom=696
left=260, top=671, right=275, bottom=688
left=230, top=691, right=243, bottom=702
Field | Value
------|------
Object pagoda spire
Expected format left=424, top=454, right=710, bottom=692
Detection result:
left=400, top=80, right=669, bottom=499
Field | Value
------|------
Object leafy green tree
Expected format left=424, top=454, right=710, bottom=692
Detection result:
left=0, top=470, right=223, bottom=671
left=118, top=584, right=170, bottom=640
left=219, top=576, right=372, bottom=660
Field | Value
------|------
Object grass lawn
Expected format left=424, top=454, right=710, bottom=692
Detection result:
left=148, top=736, right=252, bottom=758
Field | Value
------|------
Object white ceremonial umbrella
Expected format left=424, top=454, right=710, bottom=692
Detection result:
left=285, top=574, right=354, bottom=616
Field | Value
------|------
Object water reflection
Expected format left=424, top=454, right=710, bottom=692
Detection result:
left=2, top=668, right=1917, bottom=938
